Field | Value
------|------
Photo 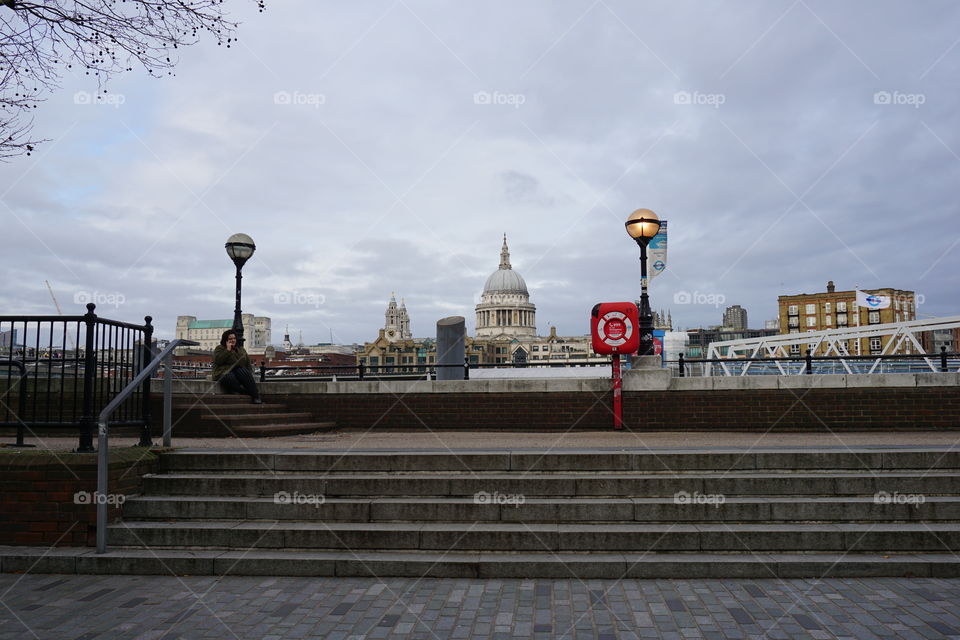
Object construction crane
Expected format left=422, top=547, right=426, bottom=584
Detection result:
left=45, top=280, right=77, bottom=351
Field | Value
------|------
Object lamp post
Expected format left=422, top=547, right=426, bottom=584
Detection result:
left=224, top=233, right=256, bottom=347
left=625, top=208, right=662, bottom=356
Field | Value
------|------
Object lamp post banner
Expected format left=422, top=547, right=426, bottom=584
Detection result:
left=646, top=220, right=667, bottom=280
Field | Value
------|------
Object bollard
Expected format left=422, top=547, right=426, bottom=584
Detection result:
left=436, top=316, right=466, bottom=381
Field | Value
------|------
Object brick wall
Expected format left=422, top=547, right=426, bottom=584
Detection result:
left=266, top=387, right=960, bottom=431
left=0, top=449, right=162, bottom=546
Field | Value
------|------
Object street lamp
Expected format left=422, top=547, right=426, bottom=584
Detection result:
left=625, top=208, right=662, bottom=356
left=225, top=233, right=256, bottom=347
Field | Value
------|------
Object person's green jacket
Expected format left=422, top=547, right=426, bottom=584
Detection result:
left=212, top=345, right=252, bottom=381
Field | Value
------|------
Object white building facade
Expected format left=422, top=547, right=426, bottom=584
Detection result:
left=475, top=235, right=537, bottom=339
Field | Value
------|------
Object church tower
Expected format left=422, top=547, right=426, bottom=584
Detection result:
left=384, top=293, right=412, bottom=342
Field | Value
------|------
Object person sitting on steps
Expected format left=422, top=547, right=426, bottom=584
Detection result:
left=212, top=329, right=262, bottom=404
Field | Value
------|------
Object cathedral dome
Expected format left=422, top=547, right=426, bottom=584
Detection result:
left=483, top=268, right=528, bottom=295
left=482, top=235, right=528, bottom=295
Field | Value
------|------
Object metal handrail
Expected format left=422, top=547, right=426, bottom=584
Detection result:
left=96, top=338, right=197, bottom=554
left=0, top=360, right=32, bottom=447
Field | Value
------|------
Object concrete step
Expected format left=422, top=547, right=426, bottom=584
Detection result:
left=157, top=448, right=960, bottom=474
left=4, top=546, right=957, bottom=578
left=230, top=423, right=337, bottom=437
left=121, top=495, right=960, bottom=523
left=142, top=470, right=960, bottom=498
left=179, top=403, right=289, bottom=412
left=199, top=412, right=315, bottom=426
left=106, top=521, right=960, bottom=553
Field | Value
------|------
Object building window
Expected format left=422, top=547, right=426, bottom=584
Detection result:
left=532, top=346, right=539, bottom=351
left=895, top=299, right=900, bottom=311
left=805, top=304, right=816, bottom=315
left=825, top=315, right=832, bottom=326
left=869, top=337, right=882, bottom=354
left=837, top=301, right=847, bottom=312
left=825, top=302, right=831, bottom=313
left=789, top=328, right=800, bottom=334
left=790, top=344, right=801, bottom=355
left=788, top=317, right=800, bottom=328
left=806, top=316, right=817, bottom=327
left=837, top=312, right=847, bottom=325
left=788, top=305, right=799, bottom=315
left=868, top=311, right=880, bottom=324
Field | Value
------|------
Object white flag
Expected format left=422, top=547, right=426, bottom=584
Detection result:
left=856, top=290, right=890, bottom=310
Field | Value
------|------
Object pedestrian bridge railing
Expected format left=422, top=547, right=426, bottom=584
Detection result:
left=672, top=347, right=960, bottom=377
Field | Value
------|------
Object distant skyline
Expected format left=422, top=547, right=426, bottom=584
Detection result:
left=3, top=2, right=959, bottom=344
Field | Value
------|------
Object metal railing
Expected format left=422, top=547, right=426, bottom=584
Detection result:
left=674, top=347, right=960, bottom=377
left=0, top=360, right=32, bottom=447
left=96, top=338, right=197, bottom=554
left=0, top=303, right=154, bottom=451
left=255, top=359, right=617, bottom=381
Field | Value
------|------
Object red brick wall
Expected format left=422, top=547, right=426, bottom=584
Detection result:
left=0, top=450, right=161, bottom=546
left=265, top=387, right=960, bottom=431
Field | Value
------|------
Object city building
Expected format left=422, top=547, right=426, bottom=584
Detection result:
left=475, top=235, right=537, bottom=339
left=358, top=237, right=613, bottom=369
left=175, top=314, right=271, bottom=352
left=777, top=281, right=916, bottom=355
left=684, top=327, right=778, bottom=358
left=921, top=327, right=960, bottom=354
left=384, top=293, right=412, bottom=342
left=722, top=305, right=748, bottom=330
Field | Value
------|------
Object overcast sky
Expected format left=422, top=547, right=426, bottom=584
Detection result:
left=3, top=1, right=959, bottom=345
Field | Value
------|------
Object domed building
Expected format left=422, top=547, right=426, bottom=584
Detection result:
left=475, top=235, right=537, bottom=339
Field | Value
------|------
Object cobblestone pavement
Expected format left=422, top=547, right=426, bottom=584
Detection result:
left=2, top=575, right=959, bottom=639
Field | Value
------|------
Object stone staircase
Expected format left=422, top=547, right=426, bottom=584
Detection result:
left=89, top=447, right=960, bottom=578
left=165, top=394, right=336, bottom=438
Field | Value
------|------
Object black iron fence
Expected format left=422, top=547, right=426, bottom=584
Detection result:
left=254, top=360, right=615, bottom=382
left=673, top=348, right=960, bottom=377
left=0, top=304, right=154, bottom=451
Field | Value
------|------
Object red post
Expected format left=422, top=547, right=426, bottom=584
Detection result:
left=612, top=353, right=623, bottom=430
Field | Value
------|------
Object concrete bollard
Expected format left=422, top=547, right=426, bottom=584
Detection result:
left=436, top=316, right=465, bottom=381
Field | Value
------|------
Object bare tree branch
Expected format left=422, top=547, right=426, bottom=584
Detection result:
left=0, top=0, right=266, bottom=159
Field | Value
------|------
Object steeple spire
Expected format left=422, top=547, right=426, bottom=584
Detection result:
left=499, top=234, right=511, bottom=270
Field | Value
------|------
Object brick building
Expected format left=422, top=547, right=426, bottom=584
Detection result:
left=777, top=281, right=917, bottom=355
